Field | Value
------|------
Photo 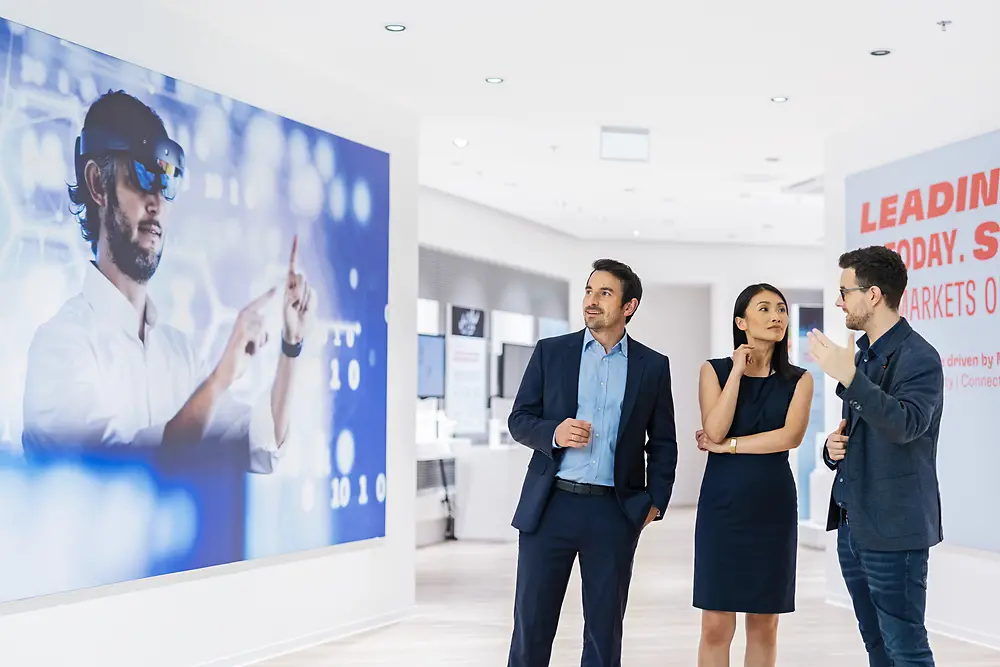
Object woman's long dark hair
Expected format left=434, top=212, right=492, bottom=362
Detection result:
left=732, top=283, right=804, bottom=381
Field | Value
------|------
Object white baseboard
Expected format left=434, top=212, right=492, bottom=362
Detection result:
left=195, top=608, right=413, bottom=667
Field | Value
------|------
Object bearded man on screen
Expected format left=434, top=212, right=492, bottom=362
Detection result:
left=808, top=245, right=944, bottom=667
left=21, top=90, right=314, bottom=473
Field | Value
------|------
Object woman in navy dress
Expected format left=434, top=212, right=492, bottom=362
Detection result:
left=693, top=283, right=814, bottom=667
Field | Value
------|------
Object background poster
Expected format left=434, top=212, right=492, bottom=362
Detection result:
left=845, top=129, right=1000, bottom=553
left=0, top=16, right=389, bottom=603
left=445, top=306, right=488, bottom=437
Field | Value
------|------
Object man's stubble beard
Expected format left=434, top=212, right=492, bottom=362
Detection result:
left=845, top=309, right=871, bottom=332
left=103, top=200, right=162, bottom=284
left=585, top=313, right=624, bottom=334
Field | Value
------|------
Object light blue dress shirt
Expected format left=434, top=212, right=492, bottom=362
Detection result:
left=554, top=328, right=628, bottom=486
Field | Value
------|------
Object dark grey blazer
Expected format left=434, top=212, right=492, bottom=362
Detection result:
left=823, top=318, right=944, bottom=551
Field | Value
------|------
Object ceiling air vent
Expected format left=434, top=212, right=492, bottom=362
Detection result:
left=600, top=126, right=650, bottom=162
left=782, top=175, right=824, bottom=195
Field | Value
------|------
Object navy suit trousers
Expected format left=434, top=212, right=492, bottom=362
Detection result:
left=507, top=488, right=640, bottom=667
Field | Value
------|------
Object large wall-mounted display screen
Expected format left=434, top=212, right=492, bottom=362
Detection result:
left=0, top=16, right=390, bottom=603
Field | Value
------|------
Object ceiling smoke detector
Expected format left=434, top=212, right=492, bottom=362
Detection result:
left=600, top=126, right=650, bottom=162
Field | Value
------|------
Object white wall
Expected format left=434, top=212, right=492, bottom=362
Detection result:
left=823, top=98, right=1000, bottom=650
left=625, top=285, right=711, bottom=507
left=0, top=3, right=419, bottom=666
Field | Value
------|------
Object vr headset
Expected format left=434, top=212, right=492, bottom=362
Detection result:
left=75, top=125, right=185, bottom=201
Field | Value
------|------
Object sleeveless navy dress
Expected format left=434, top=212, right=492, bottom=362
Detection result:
left=693, top=357, right=803, bottom=614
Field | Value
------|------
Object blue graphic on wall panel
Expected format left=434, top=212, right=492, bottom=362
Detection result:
left=0, top=16, right=389, bottom=603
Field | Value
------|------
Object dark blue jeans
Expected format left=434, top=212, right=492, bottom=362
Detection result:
left=837, top=522, right=935, bottom=667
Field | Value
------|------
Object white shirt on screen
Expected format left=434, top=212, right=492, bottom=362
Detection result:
left=21, top=262, right=284, bottom=474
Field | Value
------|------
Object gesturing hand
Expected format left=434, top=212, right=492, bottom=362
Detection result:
left=283, top=235, right=314, bottom=345
left=807, top=329, right=857, bottom=387
left=555, top=419, right=592, bottom=448
left=213, top=287, right=279, bottom=390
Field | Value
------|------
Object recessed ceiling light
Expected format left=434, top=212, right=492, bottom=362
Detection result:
left=485, top=77, right=504, bottom=84
left=870, top=49, right=891, bottom=56
left=384, top=24, right=406, bottom=32
left=632, top=230, right=640, bottom=237
left=453, top=138, right=468, bottom=148
left=770, top=96, right=789, bottom=103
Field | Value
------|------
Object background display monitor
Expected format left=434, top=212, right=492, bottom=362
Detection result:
left=417, top=334, right=446, bottom=399
left=499, top=343, right=535, bottom=399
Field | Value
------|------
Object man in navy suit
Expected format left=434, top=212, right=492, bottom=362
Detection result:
left=506, top=259, right=678, bottom=667
left=808, top=246, right=944, bottom=667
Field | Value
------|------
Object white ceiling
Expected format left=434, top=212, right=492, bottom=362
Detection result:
left=165, top=0, right=1000, bottom=245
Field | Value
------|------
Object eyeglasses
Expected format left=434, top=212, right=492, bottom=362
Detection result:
left=839, top=286, right=868, bottom=299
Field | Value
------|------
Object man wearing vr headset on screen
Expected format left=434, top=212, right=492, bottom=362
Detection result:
left=21, top=90, right=312, bottom=472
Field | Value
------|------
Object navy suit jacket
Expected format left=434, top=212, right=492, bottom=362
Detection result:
left=823, top=318, right=945, bottom=551
left=508, top=330, right=678, bottom=533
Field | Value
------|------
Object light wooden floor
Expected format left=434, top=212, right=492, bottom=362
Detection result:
left=259, top=509, right=998, bottom=666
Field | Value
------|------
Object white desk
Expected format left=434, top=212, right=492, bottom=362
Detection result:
left=452, top=442, right=532, bottom=542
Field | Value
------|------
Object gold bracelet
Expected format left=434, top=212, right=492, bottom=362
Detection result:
left=730, top=438, right=738, bottom=454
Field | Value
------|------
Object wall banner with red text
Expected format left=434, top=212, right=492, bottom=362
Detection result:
left=845, top=129, right=1000, bottom=553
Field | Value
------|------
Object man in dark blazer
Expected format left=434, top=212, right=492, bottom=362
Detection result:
left=505, top=258, right=678, bottom=667
left=808, top=246, right=943, bottom=667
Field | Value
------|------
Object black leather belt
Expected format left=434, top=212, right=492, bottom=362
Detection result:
left=554, top=478, right=612, bottom=495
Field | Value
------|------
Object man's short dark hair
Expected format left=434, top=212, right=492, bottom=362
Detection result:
left=68, top=90, right=167, bottom=255
left=590, top=258, right=643, bottom=323
left=838, top=245, right=908, bottom=310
